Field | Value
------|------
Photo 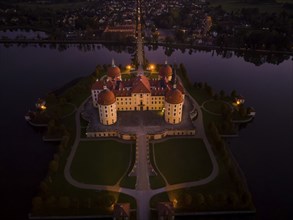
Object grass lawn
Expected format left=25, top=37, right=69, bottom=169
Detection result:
left=60, top=103, right=76, bottom=117
left=80, top=116, right=88, bottom=128
left=191, top=88, right=212, bottom=105
left=33, top=138, right=136, bottom=216
left=149, top=144, right=166, bottom=189
left=203, top=100, right=230, bottom=115
left=154, top=138, right=213, bottom=184
left=119, top=144, right=137, bottom=189
left=150, top=139, right=255, bottom=212
left=71, top=140, right=131, bottom=185
left=150, top=149, right=255, bottom=211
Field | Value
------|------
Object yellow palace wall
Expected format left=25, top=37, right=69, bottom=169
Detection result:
left=116, top=93, right=165, bottom=111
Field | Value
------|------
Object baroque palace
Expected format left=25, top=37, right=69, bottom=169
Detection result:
left=91, top=60, right=185, bottom=125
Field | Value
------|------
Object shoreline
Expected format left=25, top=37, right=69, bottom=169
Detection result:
left=1, top=39, right=292, bottom=55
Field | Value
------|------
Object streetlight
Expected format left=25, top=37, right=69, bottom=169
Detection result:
left=148, top=64, right=155, bottom=71
left=126, top=65, right=131, bottom=70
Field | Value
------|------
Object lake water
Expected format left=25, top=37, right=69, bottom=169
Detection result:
left=0, top=44, right=292, bottom=219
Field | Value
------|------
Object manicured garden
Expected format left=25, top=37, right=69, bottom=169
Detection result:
left=150, top=149, right=255, bottom=212
left=153, top=138, right=213, bottom=184
left=119, top=143, right=137, bottom=189
left=150, top=134, right=255, bottom=212
left=71, top=140, right=132, bottom=185
left=149, top=144, right=167, bottom=189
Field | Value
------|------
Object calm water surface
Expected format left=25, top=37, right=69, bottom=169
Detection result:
left=0, top=44, right=292, bottom=219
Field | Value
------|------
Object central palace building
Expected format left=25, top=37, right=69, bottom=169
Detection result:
left=91, top=61, right=185, bottom=125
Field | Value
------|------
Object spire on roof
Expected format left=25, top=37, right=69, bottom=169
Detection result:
left=164, top=57, right=168, bottom=65
left=112, top=58, right=116, bottom=67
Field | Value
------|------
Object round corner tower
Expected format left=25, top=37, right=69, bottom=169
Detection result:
left=97, top=87, right=117, bottom=125
left=164, top=84, right=184, bottom=124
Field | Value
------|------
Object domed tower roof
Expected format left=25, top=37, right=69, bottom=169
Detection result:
left=107, top=59, right=121, bottom=78
left=98, top=87, right=116, bottom=105
left=165, top=87, right=183, bottom=104
left=159, top=61, right=172, bottom=78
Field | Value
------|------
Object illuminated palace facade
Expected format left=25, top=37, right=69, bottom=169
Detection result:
left=91, top=61, right=185, bottom=125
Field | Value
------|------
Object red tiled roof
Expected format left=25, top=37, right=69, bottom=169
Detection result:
left=151, top=87, right=167, bottom=96
left=106, top=80, right=115, bottom=90
left=113, top=89, right=131, bottom=97
left=131, top=75, right=151, bottom=93
left=92, top=74, right=185, bottom=100
left=173, top=81, right=185, bottom=94
left=91, top=80, right=104, bottom=90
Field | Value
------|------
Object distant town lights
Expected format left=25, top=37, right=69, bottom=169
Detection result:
left=126, top=65, right=131, bottom=70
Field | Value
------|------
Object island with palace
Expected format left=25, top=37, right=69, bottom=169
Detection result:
left=26, top=0, right=256, bottom=219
